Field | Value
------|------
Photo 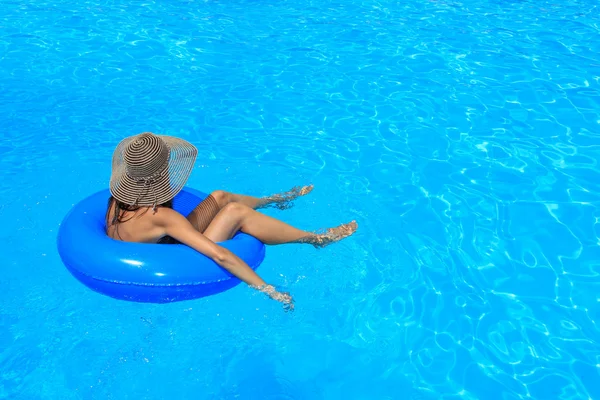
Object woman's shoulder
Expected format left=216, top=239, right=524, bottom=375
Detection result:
left=150, top=206, right=185, bottom=226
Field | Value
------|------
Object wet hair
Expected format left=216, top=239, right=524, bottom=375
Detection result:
left=105, top=196, right=173, bottom=238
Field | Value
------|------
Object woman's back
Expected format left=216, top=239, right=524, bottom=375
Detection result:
left=105, top=197, right=167, bottom=243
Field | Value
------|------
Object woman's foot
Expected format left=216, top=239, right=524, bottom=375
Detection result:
left=259, top=184, right=314, bottom=210
left=297, top=221, right=358, bottom=248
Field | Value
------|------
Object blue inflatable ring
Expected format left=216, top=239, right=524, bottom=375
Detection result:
left=57, top=187, right=266, bottom=303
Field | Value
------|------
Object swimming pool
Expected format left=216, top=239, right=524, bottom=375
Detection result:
left=1, top=0, right=599, bottom=398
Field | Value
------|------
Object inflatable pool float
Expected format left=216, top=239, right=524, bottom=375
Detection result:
left=56, top=187, right=265, bottom=303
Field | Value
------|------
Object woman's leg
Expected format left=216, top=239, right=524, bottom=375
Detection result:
left=211, top=185, right=314, bottom=210
left=203, top=202, right=357, bottom=247
left=185, top=186, right=313, bottom=232
left=186, top=194, right=222, bottom=233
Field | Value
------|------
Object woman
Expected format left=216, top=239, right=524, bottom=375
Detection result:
left=105, top=132, right=357, bottom=309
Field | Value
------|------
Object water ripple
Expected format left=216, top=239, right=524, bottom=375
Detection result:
left=2, top=0, right=600, bottom=398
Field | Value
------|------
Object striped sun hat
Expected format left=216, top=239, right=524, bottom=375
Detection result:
left=109, top=132, right=198, bottom=207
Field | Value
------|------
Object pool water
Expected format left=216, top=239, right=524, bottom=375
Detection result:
left=1, top=0, right=599, bottom=398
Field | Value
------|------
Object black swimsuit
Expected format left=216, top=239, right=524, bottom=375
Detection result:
left=157, top=235, right=181, bottom=245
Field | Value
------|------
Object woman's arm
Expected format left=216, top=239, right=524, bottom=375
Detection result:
left=155, top=208, right=293, bottom=307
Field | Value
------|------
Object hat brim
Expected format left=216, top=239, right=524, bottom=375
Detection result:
left=109, top=134, right=198, bottom=206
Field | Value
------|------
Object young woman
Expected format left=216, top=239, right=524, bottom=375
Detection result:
left=105, top=132, right=357, bottom=309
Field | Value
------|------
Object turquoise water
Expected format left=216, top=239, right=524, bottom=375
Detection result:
left=1, top=0, right=600, bottom=398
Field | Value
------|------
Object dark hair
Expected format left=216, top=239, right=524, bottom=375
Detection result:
left=105, top=196, right=173, bottom=237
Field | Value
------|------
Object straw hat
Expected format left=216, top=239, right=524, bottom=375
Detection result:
left=109, top=132, right=198, bottom=207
